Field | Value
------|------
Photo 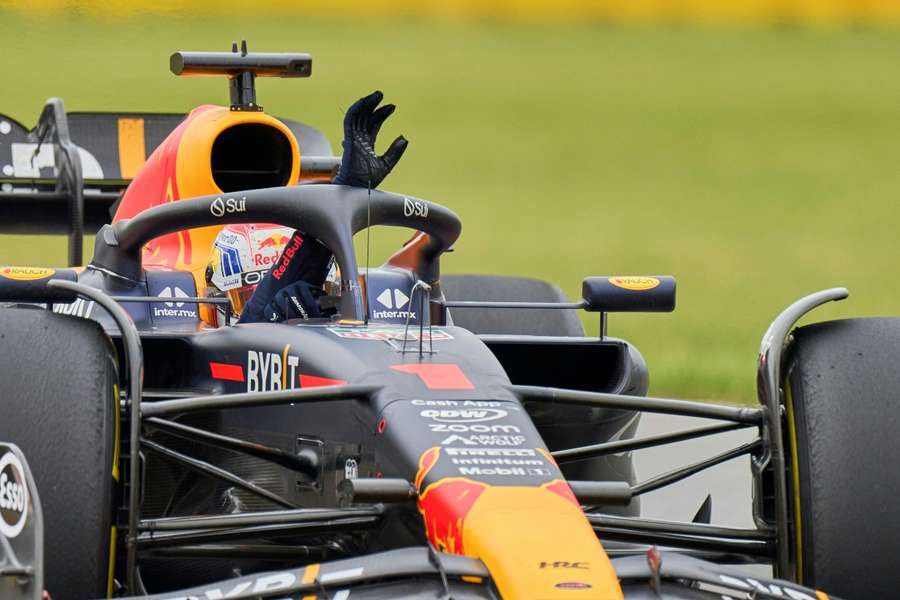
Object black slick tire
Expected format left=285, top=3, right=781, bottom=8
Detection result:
left=0, top=308, right=119, bottom=600
left=784, top=317, right=900, bottom=597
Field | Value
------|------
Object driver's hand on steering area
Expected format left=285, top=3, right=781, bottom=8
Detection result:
left=237, top=90, right=406, bottom=324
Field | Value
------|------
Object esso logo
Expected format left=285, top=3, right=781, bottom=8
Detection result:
left=0, top=452, right=28, bottom=539
left=420, top=408, right=508, bottom=423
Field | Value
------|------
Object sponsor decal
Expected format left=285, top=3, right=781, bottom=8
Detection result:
left=445, top=448, right=538, bottom=457
left=0, top=451, right=28, bottom=539
left=247, top=345, right=300, bottom=392
left=428, top=423, right=521, bottom=433
left=210, top=196, right=247, bottom=218
left=456, top=466, right=551, bottom=476
left=159, top=571, right=298, bottom=600
left=372, top=288, right=415, bottom=320
left=250, top=231, right=290, bottom=268
left=271, top=235, right=303, bottom=281
left=153, top=286, right=198, bottom=319
left=420, top=408, right=508, bottom=423
left=718, top=575, right=818, bottom=600
left=258, top=233, right=289, bottom=249
left=440, top=434, right=527, bottom=447
left=241, top=271, right=264, bottom=286
left=555, top=582, right=592, bottom=590
left=52, top=298, right=94, bottom=319
left=328, top=326, right=453, bottom=342
left=607, top=276, right=660, bottom=291
left=540, top=562, right=589, bottom=570
left=344, top=458, right=359, bottom=480
left=412, top=399, right=508, bottom=408
left=403, top=197, right=428, bottom=218
left=10, top=142, right=104, bottom=179
left=0, top=266, right=54, bottom=281
left=376, top=288, right=410, bottom=310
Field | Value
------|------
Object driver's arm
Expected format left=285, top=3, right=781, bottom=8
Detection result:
left=237, top=90, right=407, bottom=324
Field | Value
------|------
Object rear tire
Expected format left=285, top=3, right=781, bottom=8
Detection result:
left=785, top=317, right=900, bottom=597
left=0, top=308, right=119, bottom=600
left=442, top=274, right=584, bottom=336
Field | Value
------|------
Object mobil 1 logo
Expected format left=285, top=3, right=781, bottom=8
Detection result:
left=0, top=451, right=28, bottom=539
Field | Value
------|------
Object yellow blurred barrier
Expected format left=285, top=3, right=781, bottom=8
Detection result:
left=4, top=0, right=900, bottom=25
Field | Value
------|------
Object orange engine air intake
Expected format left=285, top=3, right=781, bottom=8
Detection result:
left=113, top=105, right=301, bottom=279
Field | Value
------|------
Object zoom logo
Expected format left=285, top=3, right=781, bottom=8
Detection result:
left=403, top=197, right=428, bottom=218
left=210, top=196, right=247, bottom=218
left=0, top=452, right=28, bottom=539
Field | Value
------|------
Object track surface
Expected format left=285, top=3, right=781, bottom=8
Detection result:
left=633, top=412, right=756, bottom=527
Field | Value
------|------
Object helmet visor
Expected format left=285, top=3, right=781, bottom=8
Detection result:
left=226, top=284, right=258, bottom=317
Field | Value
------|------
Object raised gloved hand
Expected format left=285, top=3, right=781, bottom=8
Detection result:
left=333, top=90, right=408, bottom=189
left=262, top=280, right=323, bottom=322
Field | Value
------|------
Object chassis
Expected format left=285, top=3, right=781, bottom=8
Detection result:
left=1, top=46, right=895, bottom=600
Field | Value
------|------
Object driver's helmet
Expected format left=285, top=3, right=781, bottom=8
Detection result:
left=204, top=224, right=295, bottom=326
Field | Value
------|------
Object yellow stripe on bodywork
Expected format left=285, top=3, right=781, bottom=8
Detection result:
left=117, top=118, right=146, bottom=179
left=301, top=563, right=320, bottom=600
left=784, top=383, right=804, bottom=583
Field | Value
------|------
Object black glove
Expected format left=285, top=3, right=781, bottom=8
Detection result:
left=333, top=90, right=408, bottom=189
left=238, top=233, right=333, bottom=323
left=262, top=280, right=323, bottom=322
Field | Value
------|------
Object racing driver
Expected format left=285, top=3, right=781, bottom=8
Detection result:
left=206, top=90, right=407, bottom=324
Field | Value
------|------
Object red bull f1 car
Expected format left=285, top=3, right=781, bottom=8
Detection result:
left=1, top=46, right=899, bottom=600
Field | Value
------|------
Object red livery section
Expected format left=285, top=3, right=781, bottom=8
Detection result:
left=209, top=361, right=244, bottom=382
left=390, top=363, right=475, bottom=390
left=298, top=374, right=347, bottom=387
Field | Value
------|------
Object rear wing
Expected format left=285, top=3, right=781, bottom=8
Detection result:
left=0, top=99, right=339, bottom=266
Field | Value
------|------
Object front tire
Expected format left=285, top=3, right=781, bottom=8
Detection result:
left=784, top=317, right=900, bottom=597
left=0, top=307, right=119, bottom=599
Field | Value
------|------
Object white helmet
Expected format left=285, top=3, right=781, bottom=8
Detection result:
left=204, top=223, right=294, bottom=325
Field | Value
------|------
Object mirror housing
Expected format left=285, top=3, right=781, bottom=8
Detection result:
left=582, top=276, right=676, bottom=313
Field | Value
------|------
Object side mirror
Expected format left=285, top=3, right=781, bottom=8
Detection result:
left=581, top=276, right=676, bottom=313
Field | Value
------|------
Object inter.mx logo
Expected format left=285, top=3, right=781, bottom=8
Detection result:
left=372, top=288, right=415, bottom=320
left=153, top=287, right=197, bottom=319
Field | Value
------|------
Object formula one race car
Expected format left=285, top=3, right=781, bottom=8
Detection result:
left=1, top=46, right=898, bottom=600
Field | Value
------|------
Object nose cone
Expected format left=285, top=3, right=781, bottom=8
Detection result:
left=460, top=485, right=623, bottom=599
left=416, top=450, right=623, bottom=600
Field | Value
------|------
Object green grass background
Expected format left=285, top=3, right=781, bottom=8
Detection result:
left=2, top=12, right=899, bottom=402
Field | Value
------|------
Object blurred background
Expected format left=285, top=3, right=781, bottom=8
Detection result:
left=1, top=1, right=898, bottom=403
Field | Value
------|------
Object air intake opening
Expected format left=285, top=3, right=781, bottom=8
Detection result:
left=211, top=123, right=293, bottom=192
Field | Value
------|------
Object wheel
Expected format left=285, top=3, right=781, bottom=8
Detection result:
left=441, top=274, right=585, bottom=336
left=0, top=307, right=119, bottom=599
left=784, top=317, right=900, bottom=597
